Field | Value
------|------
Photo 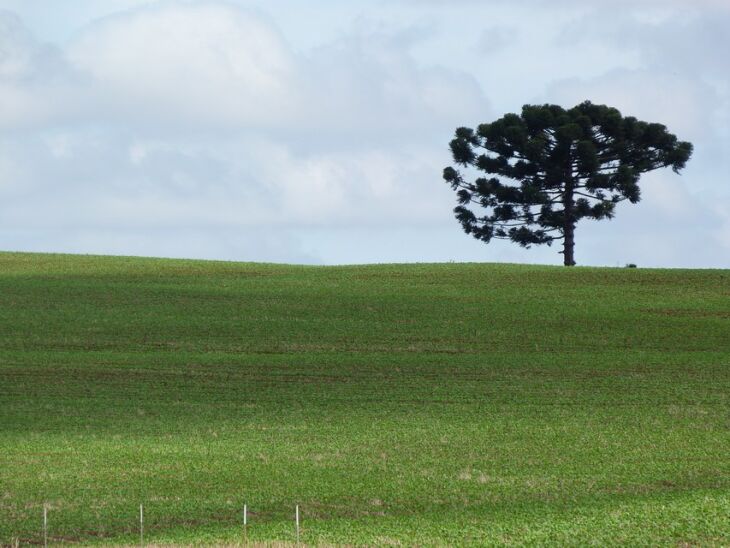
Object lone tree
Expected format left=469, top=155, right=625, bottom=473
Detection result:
left=443, top=101, right=693, bottom=265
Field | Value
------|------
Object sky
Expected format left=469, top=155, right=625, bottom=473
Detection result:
left=0, top=0, right=728, bottom=267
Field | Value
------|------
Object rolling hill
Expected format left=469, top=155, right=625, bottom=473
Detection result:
left=1, top=252, right=728, bottom=545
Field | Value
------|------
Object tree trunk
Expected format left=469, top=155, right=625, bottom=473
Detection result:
left=563, top=172, right=576, bottom=266
left=563, top=221, right=576, bottom=266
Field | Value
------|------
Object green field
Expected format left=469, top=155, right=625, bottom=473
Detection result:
left=1, top=252, right=728, bottom=546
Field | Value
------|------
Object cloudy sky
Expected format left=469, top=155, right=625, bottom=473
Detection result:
left=0, top=0, right=728, bottom=267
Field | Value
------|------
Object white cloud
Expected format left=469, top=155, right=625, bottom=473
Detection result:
left=0, top=1, right=728, bottom=267
left=0, top=2, right=488, bottom=261
left=61, top=2, right=487, bottom=134
left=66, top=3, right=300, bottom=129
left=0, top=11, right=86, bottom=129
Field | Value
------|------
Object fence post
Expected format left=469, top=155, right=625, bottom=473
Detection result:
left=140, top=503, right=144, bottom=547
left=43, top=504, right=48, bottom=548
left=243, top=503, right=248, bottom=544
left=295, top=504, right=300, bottom=546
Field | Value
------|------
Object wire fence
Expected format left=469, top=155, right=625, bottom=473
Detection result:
left=5, top=502, right=304, bottom=547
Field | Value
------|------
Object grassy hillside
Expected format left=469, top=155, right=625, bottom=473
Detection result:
left=1, top=252, right=728, bottom=546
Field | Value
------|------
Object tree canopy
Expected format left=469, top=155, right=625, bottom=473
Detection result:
left=443, top=101, right=693, bottom=265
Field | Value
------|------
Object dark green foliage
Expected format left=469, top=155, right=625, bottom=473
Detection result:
left=444, top=101, right=693, bottom=265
